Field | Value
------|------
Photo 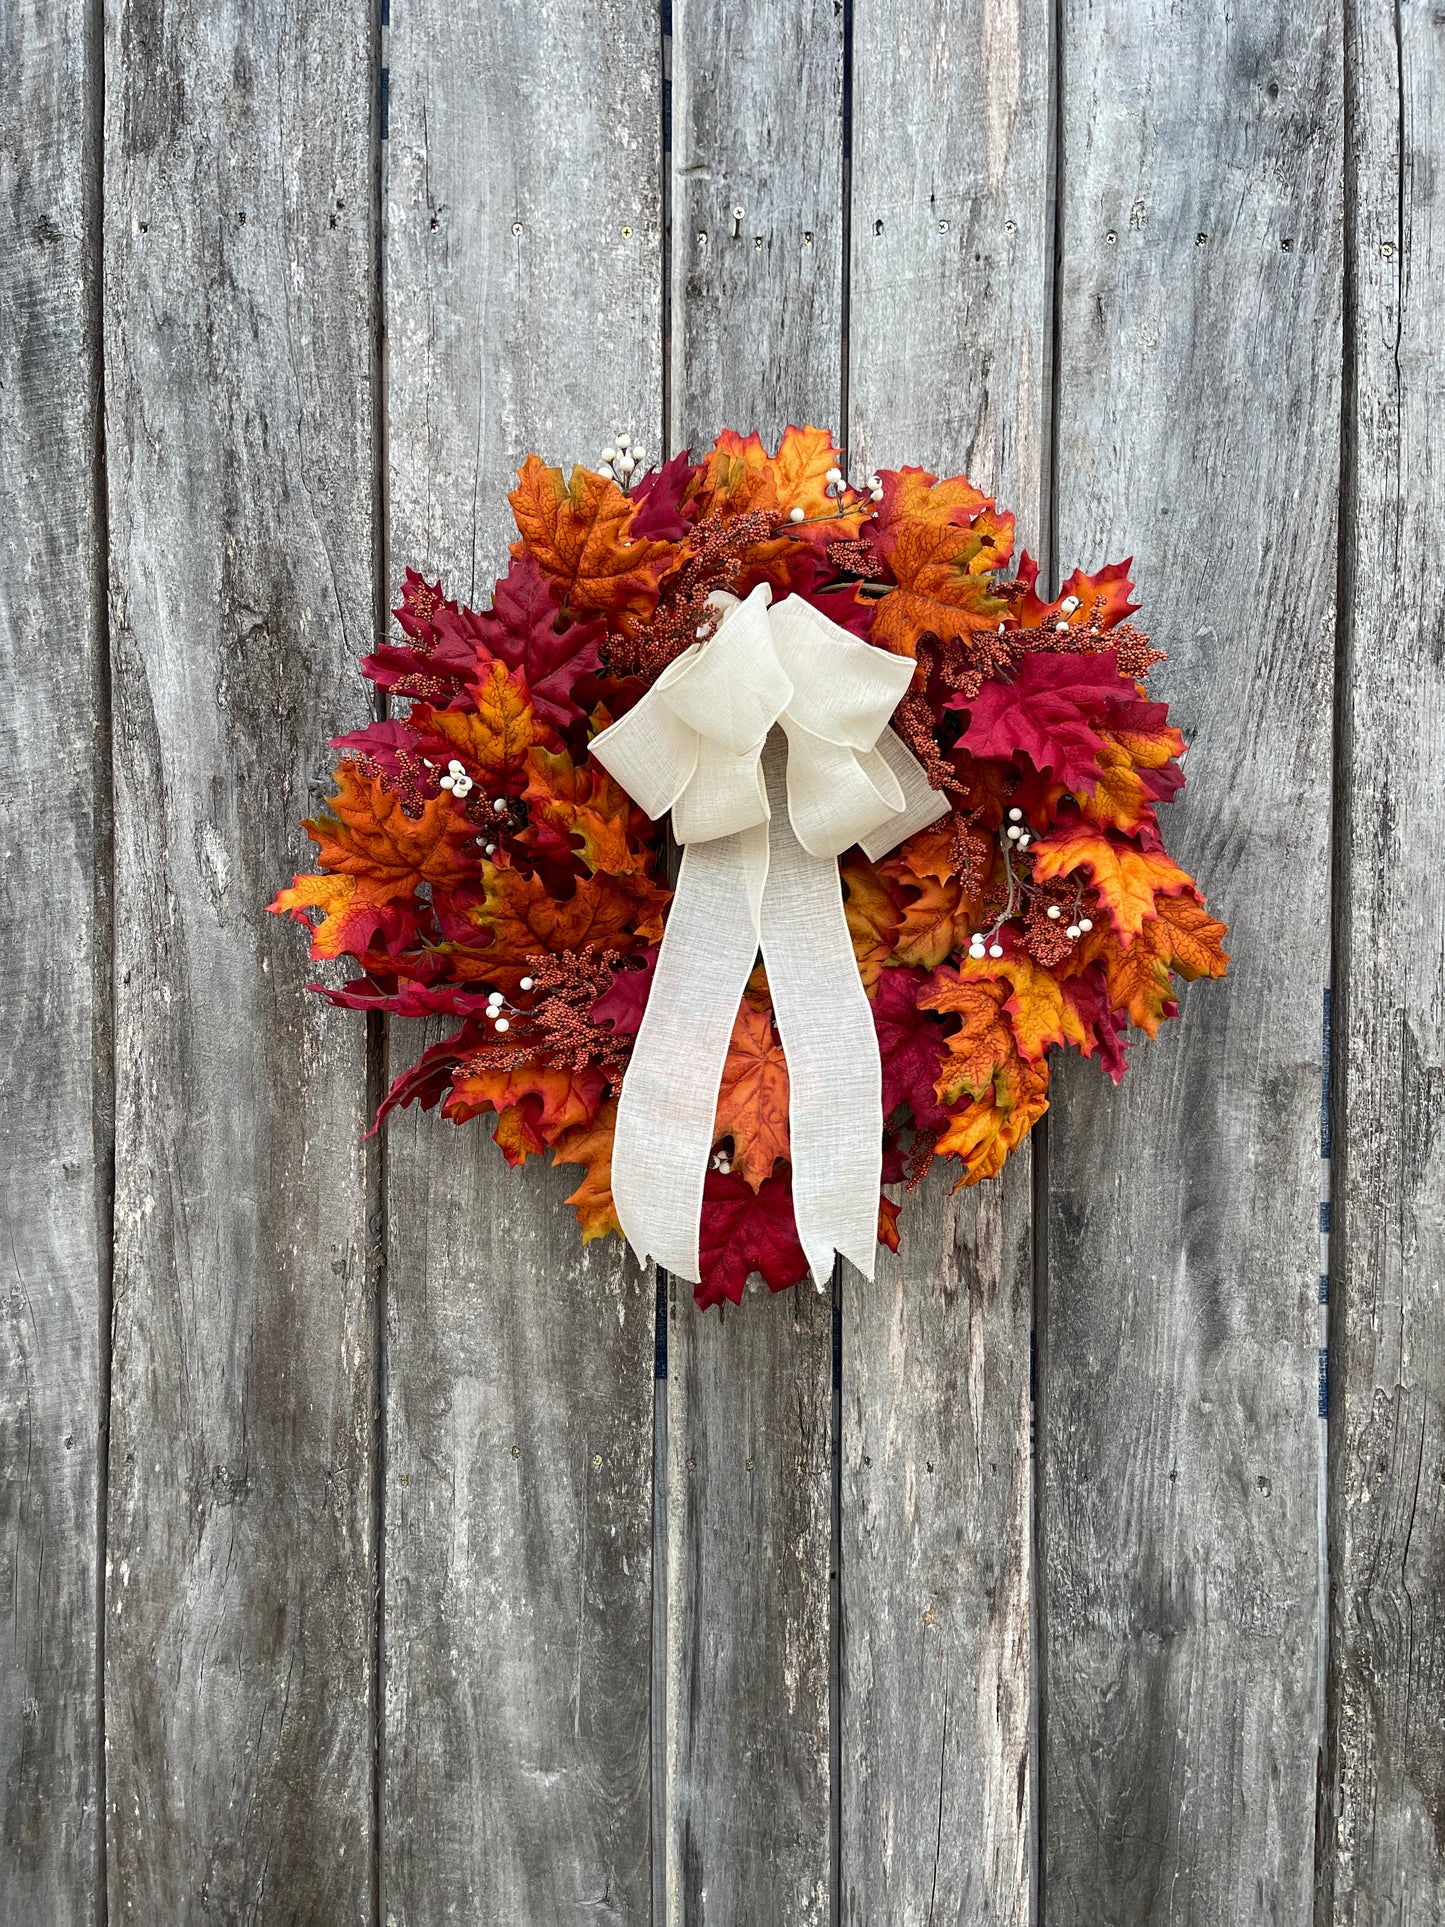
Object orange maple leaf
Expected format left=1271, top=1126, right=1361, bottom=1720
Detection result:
left=714, top=1003, right=791, bottom=1190
left=1029, top=822, right=1192, bottom=943
left=271, top=872, right=381, bottom=959
left=522, top=745, right=653, bottom=877
left=509, top=455, right=673, bottom=625
left=1101, top=889, right=1229, bottom=1035
left=551, top=1097, right=621, bottom=1241
left=469, top=862, right=669, bottom=963
left=923, top=952, right=1068, bottom=1068
left=842, top=854, right=903, bottom=987
left=444, top=1060, right=605, bottom=1162
left=869, top=518, right=1010, bottom=658
left=935, top=1057, right=1050, bottom=1185
left=307, top=762, right=475, bottom=898
left=921, top=974, right=1016, bottom=1106
left=412, top=660, right=536, bottom=781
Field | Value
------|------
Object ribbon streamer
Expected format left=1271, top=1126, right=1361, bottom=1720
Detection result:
left=590, top=585, right=947, bottom=1286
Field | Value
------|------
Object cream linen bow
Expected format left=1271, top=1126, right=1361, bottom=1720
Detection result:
left=590, top=583, right=947, bottom=1287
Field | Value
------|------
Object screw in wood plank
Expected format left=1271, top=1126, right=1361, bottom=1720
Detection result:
left=686, top=1457, right=695, bottom=1468
left=1380, top=242, right=1394, bottom=258
left=697, top=230, right=708, bottom=245
left=592, top=1454, right=602, bottom=1468
left=732, top=205, right=744, bottom=238
left=938, top=219, right=950, bottom=231
left=1281, top=237, right=1293, bottom=251
left=803, top=231, right=813, bottom=246
left=1004, top=219, right=1016, bottom=232
left=1106, top=230, right=1117, bottom=244
left=621, top=225, right=632, bottom=238
left=511, top=1444, right=520, bottom=1459
left=512, top=220, right=523, bottom=236
left=1197, top=233, right=1208, bottom=246
left=745, top=1458, right=754, bottom=1470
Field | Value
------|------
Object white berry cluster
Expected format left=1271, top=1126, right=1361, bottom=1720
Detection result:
left=787, top=467, right=886, bottom=525
left=484, top=972, right=535, bottom=1036
left=439, top=758, right=473, bottom=798
left=598, top=432, right=646, bottom=490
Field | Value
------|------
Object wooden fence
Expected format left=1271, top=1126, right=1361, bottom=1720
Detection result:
left=2, top=0, right=1441, bottom=1918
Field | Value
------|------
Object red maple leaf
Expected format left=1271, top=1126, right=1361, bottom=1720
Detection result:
left=950, top=649, right=1136, bottom=793
left=628, top=450, right=698, bottom=541
left=696, top=1168, right=810, bottom=1308
left=473, top=552, right=606, bottom=732
left=871, top=966, right=951, bottom=1132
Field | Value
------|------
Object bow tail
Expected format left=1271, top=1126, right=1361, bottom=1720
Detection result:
left=608, top=824, right=768, bottom=1282
left=759, top=736, right=883, bottom=1286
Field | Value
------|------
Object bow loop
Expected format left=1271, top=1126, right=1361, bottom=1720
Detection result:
left=588, top=587, right=949, bottom=1287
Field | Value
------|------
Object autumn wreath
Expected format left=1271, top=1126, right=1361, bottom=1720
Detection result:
left=273, top=425, right=1227, bottom=1308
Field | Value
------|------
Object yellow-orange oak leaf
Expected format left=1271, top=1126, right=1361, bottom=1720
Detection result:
left=936, top=1059, right=1050, bottom=1185
left=923, top=953, right=1068, bottom=1064
left=523, top=745, right=652, bottom=877
left=414, top=661, right=536, bottom=780
left=889, top=820, right=956, bottom=886
left=869, top=519, right=1010, bottom=657
left=271, top=872, right=375, bottom=960
left=551, top=1097, right=621, bottom=1241
left=308, top=762, right=475, bottom=897
left=1103, top=889, right=1229, bottom=1035
left=469, top=863, right=669, bottom=961
left=768, top=423, right=852, bottom=520
left=842, top=854, right=903, bottom=987
left=714, top=1003, right=791, bottom=1190
left=888, top=870, right=967, bottom=970
left=509, top=455, right=672, bottom=624
left=1029, top=823, right=1192, bottom=943
left=443, top=1061, right=605, bottom=1161
left=920, top=975, right=1015, bottom=1106
left=1076, top=738, right=1153, bottom=834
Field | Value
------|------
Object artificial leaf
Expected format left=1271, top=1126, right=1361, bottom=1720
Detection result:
left=522, top=745, right=654, bottom=877
left=469, top=863, right=669, bottom=964
left=842, top=854, right=904, bottom=986
left=444, top=1059, right=606, bottom=1162
left=919, top=974, right=1016, bottom=1105
left=878, top=1194, right=901, bottom=1252
left=410, top=658, right=537, bottom=784
left=714, top=1003, right=791, bottom=1189
left=871, top=967, right=951, bottom=1131
left=271, top=872, right=397, bottom=961
left=952, top=650, right=1136, bottom=794
left=935, top=1057, right=1050, bottom=1185
left=1028, top=820, right=1192, bottom=942
left=473, top=551, right=606, bottom=731
left=307, top=762, right=476, bottom=898
left=1101, top=888, right=1229, bottom=1035
left=589, top=947, right=658, bottom=1038
left=1013, top=554, right=1138, bottom=630
left=551, top=1098, right=621, bottom=1240
left=868, top=519, right=1010, bottom=657
left=882, top=867, right=969, bottom=970
left=508, top=455, right=673, bottom=624
left=696, top=1168, right=810, bottom=1308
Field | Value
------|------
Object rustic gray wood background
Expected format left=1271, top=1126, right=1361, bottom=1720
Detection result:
left=2, top=0, right=1440, bottom=1919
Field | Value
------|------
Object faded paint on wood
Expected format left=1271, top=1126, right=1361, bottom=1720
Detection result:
left=101, top=0, right=378, bottom=1914
left=1043, top=5, right=1342, bottom=1920
left=841, top=0, right=1052, bottom=1912
left=0, top=1, right=106, bottom=1916
left=1327, top=3, right=1445, bottom=1919
left=661, top=5, right=846, bottom=1917
left=382, top=1, right=662, bottom=1914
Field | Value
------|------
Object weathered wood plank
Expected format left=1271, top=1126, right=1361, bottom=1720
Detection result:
left=102, top=0, right=378, bottom=1914
left=669, top=0, right=844, bottom=449
left=841, top=1, right=1051, bottom=1912
left=661, top=6, right=845, bottom=1917
left=381, top=5, right=661, bottom=1915
left=0, top=2, right=106, bottom=1916
left=1327, top=5, right=1445, bottom=1918
left=1043, top=5, right=1342, bottom=1920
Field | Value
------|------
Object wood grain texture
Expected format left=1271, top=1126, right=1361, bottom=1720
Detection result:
left=382, top=2, right=662, bottom=1915
left=1043, top=6, right=1342, bottom=1921
left=841, top=3, right=1051, bottom=1912
left=669, top=0, right=844, bottom=452
left=661, top=9, right=845, bottom=1918
left=840, top=1167, right=1034, bottom=1925
left=102, top=0, right=378, bottom=1915
left=0, top=2, right=106, bottom=1917
left=662, top=1279, right=834, bottom=1924
left=1327, top=4, right=1445, bottom=1919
